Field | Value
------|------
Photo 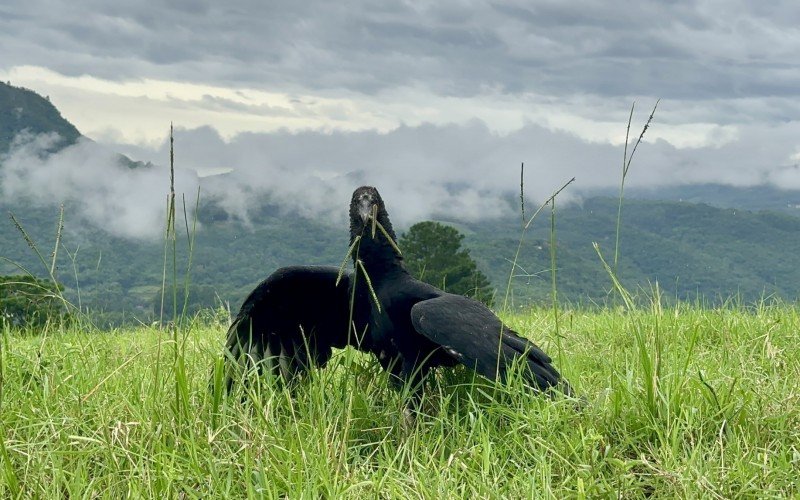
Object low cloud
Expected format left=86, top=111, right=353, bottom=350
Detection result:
left=1, top=132, right=199, bottom=239
left=3, top=117, right=799, bottom=240
left=161, top=120, right=800, bottom=220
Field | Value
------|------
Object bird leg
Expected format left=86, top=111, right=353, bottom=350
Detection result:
left=397, top=358, right=432, bottom=429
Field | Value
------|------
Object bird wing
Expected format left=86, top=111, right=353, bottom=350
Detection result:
left=224, top=265, right=366, bottom=388
left=410, top=294, right=567, bottom=393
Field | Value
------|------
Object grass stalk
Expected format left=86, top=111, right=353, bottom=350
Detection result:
left=502, top=176, right=575, bottom=312
left=8, top=211, right=71, bottom=317
left=61, top=244, right=82, bottom=313
left=613, top=100, right=659, bottom=273
left=519, top=162, right=525, bottom=226
left=549, top=199, right=562, bottom=364
left=597, top=101, right=662, bottom=419
left=49, top=204, right=64, bottom=278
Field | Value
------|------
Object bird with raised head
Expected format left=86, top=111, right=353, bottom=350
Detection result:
left=222, top=185, right=572, bottom=407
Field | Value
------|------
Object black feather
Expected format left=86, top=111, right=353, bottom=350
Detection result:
left=223, top=186, right=573, bottom=402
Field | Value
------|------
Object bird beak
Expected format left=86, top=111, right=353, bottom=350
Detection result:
left=358, top=199, right=374, bottom=224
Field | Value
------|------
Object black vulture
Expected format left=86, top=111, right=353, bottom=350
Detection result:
left=223, top=186, right=572, bottom=402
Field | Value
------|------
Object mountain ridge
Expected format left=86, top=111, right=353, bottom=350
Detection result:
left=1, top=81, right=153, bottom=169
left=1, top=83, right=799, bottom=325
left=1, top=81, right=81, bottom=154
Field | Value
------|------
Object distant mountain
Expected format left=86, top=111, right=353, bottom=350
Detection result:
left=0, top=81, right=152, bottom=168
left=0, top=81, right=81, bottom=154
left=459, top=197, right=800, bottom=306
left=1, top=83, right=799, bottom=326
left=3, top=195, right=799, bottom=326
left=585, top=183, right=800, bottom=217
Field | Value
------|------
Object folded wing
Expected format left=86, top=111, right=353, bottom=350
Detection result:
left=410, top=294, right=570, bottom=394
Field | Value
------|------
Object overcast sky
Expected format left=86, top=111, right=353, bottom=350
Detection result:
left=2, top=0, right=799, bottom=237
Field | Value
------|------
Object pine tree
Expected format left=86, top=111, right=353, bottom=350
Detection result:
left=399, top=221, right=494, bottom=306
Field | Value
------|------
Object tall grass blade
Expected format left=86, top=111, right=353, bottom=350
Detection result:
left=549, top=199, right=562, bottom=361
left=49, top=203, right=64, bottom=278
left=7, top=210, right=76, bottom=323
left=502, top=177, right=575, bottom=312
left=613, top=100, right=659, bottom=273
left=374, top=219, right=402, bottom=256
left=519, top=162, right=525, bottom=226
left=337, top=235, right=360, bottom=287
left=356, top=259, right=381, bottom=313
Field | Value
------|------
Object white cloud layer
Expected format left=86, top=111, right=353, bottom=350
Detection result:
left=3, top=117, right=798, bottom=240
left=1, top=133, right=199, bottom=239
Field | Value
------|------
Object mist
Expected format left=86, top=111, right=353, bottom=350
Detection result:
left=2, top=118, right=799, bottom=240
left=1, top=132, right=200, bottom=239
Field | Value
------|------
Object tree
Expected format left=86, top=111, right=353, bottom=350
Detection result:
left=399, top=221, right=494, bottom=306
left=0, top=275, right=69, bottom=328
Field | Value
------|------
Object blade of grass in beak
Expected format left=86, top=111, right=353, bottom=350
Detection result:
left=336, top=235, right=360, bottom=286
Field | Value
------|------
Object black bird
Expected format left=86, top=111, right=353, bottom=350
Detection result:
left=223, top=186, right=571, bottom=402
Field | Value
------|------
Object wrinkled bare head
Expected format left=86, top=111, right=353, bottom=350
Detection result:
left=348, top=185, right=397, bottom=244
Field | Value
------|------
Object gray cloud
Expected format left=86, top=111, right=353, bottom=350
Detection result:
left=2, top=0, right=799, bottom=110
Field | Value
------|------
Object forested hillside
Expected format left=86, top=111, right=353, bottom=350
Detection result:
left=2, top=82, right=799, bottom=325
left=461, top=197, right=800, bottom=307
left=0, top=81, right=81, bottom=153
left=3, top=195, right=800, bottom=325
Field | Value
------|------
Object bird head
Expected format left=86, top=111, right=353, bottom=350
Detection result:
left=351, top=186, right=381, bottom=225
left=349, top=185, right=399, bottom=249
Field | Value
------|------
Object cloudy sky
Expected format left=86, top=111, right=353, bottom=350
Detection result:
left=2, top=0, right=799, bottom=237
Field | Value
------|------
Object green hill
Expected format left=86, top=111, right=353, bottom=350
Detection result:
left=591, top=183, right=800, bottom=217
left=2, top=84, right=799, bottom=325
left=3, top=195, right=799, bottom=325
left=0, top=81, right=81, bottom=154
left=0, top=81, right=152, bottom=168
left=460, top=198, right=800, bottom=307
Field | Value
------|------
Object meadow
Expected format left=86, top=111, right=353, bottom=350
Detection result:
left=1, top=301, right=798, bottom=498
left=3, top=108, right=798, bottom=498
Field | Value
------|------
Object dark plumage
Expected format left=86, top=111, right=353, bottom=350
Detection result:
left=223, top=186, right=572, bottom=402
left=222, top=266, right=361, bottom=390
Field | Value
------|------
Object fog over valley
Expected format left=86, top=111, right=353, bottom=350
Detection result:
left=3, top=116, right=800, bottom=240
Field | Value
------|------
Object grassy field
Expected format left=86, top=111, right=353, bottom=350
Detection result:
left=1, top=303, right=798, bottom=498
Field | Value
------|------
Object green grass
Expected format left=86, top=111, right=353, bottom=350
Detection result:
left=1, top=303, right=798, bottom=498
